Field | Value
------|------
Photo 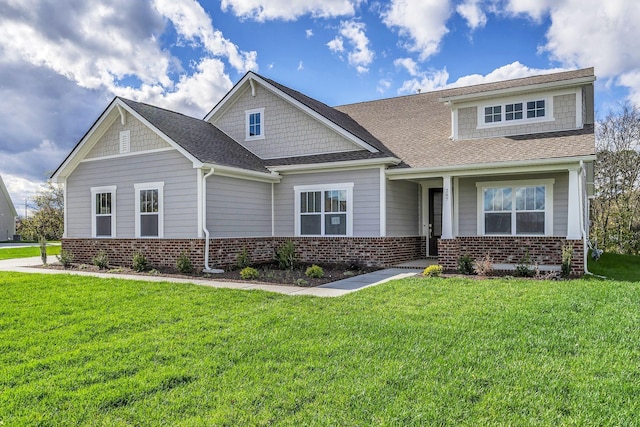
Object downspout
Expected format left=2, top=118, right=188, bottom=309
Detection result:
left=202, top=168, right=223, bottom=274
left=578, top=161, right=592, bottom=275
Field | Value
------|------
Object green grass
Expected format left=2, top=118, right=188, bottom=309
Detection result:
left=0, top=245, right=61, bottom=260
left=587, top=251, right=640, bottom=282
left=1, top=273, right=639, bottom=425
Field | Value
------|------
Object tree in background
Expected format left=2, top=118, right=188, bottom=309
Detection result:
left=590, top=103, right=640, bottom=255
left=17, top=182, right=64, bottom=241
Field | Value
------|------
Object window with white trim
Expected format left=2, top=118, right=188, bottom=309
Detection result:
left=135, top=182, right=164, bottom=238
left=477, top=179, right=554, bottom=236
left=91, top=186, right=116, bottom=238
left=480, top=98, right=550, bottom=127
left=245, top=108, right=264, bottom=140
left=295, top=183, right=353, bottom=236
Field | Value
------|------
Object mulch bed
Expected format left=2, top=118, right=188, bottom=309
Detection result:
left=41, top=262, right=380, bottom=287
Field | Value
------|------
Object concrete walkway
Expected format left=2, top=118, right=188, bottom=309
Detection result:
left=0, top=257, right=421, bottom=298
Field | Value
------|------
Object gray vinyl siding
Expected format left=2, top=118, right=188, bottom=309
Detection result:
left=66, top=150, right=198, bottom=238
left=0, top=193, right=15, bottom=240
left=273, top=168, right=381, bottom=237
left=386, top=179, right=419, bottom=236
left=457, top=172, right=569, bottom=237
left=206, top=175, right=271, bottom=237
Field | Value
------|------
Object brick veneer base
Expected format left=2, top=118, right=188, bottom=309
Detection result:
left=438, top=236, right=585, bottom=276
left=62, top=236, right=423, bottom=271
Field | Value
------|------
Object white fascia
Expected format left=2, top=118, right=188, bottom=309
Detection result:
left=268, top=157, right=401, bottom=174
left=385, top=156, right=596, bottom=180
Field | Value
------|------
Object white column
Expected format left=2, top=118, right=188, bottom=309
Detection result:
left=567, top=167, right=582, bottom=239
left=442, top=175, right=453, bottom=239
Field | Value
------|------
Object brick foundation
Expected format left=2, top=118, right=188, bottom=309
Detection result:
left=438, top=236, right=585, bottom=275
left=62, top=236, right=423, bottom=271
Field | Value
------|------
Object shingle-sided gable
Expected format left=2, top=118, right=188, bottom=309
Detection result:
left=119, top=99, right=269, bottom=173
left=208, top=81, right=367, bottom=159
left=335, top=68, right=596, bottom=169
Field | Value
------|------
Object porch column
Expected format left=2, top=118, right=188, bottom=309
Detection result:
left=567, top=166, right=582, bottom=239
left=442, top=175, right=453, bottom=239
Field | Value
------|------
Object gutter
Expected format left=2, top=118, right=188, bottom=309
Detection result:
left=202, top=168, right=223, bottom=274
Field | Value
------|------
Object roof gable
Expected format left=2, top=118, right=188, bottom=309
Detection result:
left=205, top=72, right=395, bottom=156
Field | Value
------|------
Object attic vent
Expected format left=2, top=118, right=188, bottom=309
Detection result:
left=119, top=130, right=130, bottom=154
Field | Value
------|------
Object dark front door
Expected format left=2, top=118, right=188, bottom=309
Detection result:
left=429, top=188, right=443, bottom=256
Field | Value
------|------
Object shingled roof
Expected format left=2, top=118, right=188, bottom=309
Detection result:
left=120, top=98, right=270, bottom=173
left=335, top=68, right=596, bottom=169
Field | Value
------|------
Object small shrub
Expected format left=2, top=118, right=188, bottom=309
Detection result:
left=561, top=244, right=573, bottom=278
left=423, top=264, right=444, bottom=277
left=176, top=251, right=193, bottom=274
left=56, top=249, right=74, bottom=268
left=474, top=254, right=494, bottom=276
left=515, top=251, right=535, bottom=277
left=93, top=250, right=109, bottom=269
left=275, top=240, right=297, bottom=270
left=305, top=264, right=324, bottom=278
left=343, top=270, right=355, bottom=277
left=236, top=246, right=252, bottom=269
left=457, top=255, right=475, bottom=275
left=295, top=278, right=309, bottom=286
left=240, top=266, right=259, bottom=280
left=132, top=251, right=149, bottom=272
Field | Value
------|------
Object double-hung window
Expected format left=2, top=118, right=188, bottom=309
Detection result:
left=135, top=182, right=164, bottom=238
left=91, top=186, right=116, bottom=238
left=478, top=179, right=553, bottom=236
left=245, top=108, right=264, bottom=140
left=295, top=183, right=353, bottom=236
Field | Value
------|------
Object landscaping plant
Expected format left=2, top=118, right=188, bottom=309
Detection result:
left=305, top=264, right=324, bottom=279
left=176, top=251, right=193, bottom=274
left=457, top=255, right=475, bottom=275
left=423, top=264, right=443, bottom=277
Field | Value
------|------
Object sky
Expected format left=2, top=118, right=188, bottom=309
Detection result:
left=1, top=0, right=639, bottom=213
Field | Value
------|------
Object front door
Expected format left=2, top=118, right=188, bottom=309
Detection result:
left=428, top=188, right=443, bottom=256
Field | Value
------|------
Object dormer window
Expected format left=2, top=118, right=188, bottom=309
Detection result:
left=245, top=108, right=265, bottom=140
left=527, top=100, right=545, bottom=118
left=479, top=98, right=551, bottom=128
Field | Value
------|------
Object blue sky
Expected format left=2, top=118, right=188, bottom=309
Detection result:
left=0, top=0, right=637, bottom=210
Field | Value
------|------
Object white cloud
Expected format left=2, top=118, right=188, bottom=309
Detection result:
left=297, top=61, right=304, bottom=71
left=394, top=57, right=420, bottom=77
left=498, top=0, right=640, bottom=106
left=153, top=0, right=257, bottom=73
left=397, top=69, right=450, bottom=95
left=327, top=37, right=345, bottom=53
left=448, top=61, right=571, bottom=88
left=2, top=173, right=42, bottom=215
left=395, top=61, right=572, bottom=95
left=306, top=29, right=314, bottom=38
left=457, top=0, right=487, bottom=30
left=220, top=0, right=362, bottom=21
left=382, top=0, right=452, bottom=60
left=377, top=78, right=392, bottom=94
left=328, top=20, right=374, bottom=74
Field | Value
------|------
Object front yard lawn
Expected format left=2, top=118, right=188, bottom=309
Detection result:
left=0, top=244, right=60, bottom=260
left=588, top=251, right=640, bottom=282
left=1, top=272, right=639, bottom=425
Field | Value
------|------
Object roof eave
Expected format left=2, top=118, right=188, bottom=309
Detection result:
left=203, top=163, right=281, bottom=183
left=386, top=155, right=596, bottom=180
left=439, top=76, right=596, bottom=105
left=268, top=157, right=401, bottom=173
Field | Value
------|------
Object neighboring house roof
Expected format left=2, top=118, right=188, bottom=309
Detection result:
left=119, top=98, right=270, bottom=173
left=0, top=175, right=18, bottom=217
left=335, top=68, right=596, bottom=169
